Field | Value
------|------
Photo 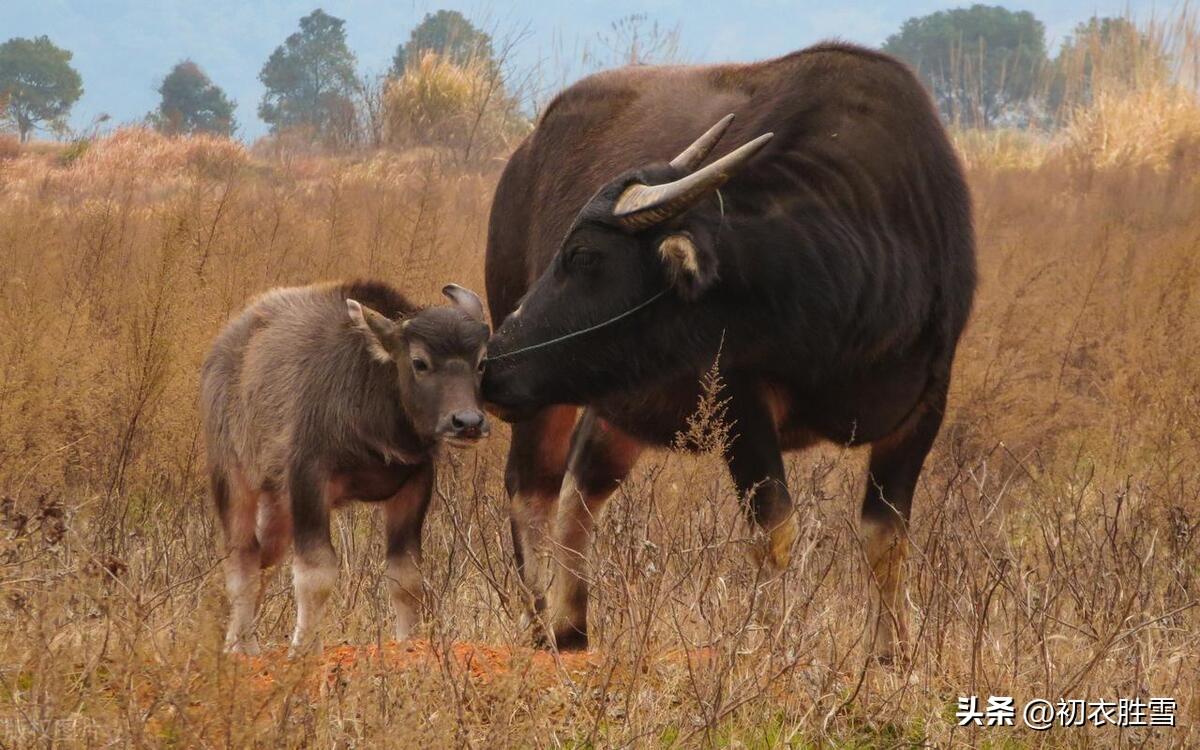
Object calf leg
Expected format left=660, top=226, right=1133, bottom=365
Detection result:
left=505, top=406, right=577, bottom=620
left=861, top=379, right=948, bottom=663
left=383, top=463, right=434, bottom=641
left=724, top=386, right=797, bottom=571
left=545, top=409, right=642, bottom=650
left=217, top=466, right=264, bottom=655
left=256, top=488, right=291, bottom=569
left=288, top=460, right=336, bottom=657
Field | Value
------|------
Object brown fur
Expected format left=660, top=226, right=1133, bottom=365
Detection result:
left=200, top=280, right=489, bottom=654
left=484, top=43, right=975, bottom=659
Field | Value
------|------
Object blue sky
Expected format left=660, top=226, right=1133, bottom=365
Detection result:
left=0, top=0, right=1175, bottom=139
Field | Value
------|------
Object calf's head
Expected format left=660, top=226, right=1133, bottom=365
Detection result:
left=347, top=285, right=491, bottom=446
left=484, top=114, right=772, bottom=416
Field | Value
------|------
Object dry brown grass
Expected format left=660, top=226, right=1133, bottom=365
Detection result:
left=0, top=134, right=19, bottom=162
left=2, top=39, right=1200, bottom=747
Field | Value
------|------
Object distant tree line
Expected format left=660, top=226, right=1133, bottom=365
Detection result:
left=882, top=4, right=1159, bottom=127
left=0, top=36, right=82, bottom=141
left=0, top=5, right=1164, bottom=144
left=0, top=8, right=507, bottom=147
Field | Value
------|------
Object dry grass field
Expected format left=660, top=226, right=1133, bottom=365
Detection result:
left=2, top=25, right=1200, bottom=749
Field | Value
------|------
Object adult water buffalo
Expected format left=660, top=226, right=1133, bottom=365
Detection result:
left=482, top=43, right=976, bottom=660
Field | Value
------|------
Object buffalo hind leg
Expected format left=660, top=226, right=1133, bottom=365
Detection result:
left=505, top=406, right=577, bottom=624
left=545, top=409, right=642, bottom=650
left=724, top=385, right=797, bottom=571
left=288, top=460, right=337, bottom=657
left=218, top=466, right=265, bottom=655
left=861, top=379, right=948, bottom=663
left=383, top=463, right=434, bottom=641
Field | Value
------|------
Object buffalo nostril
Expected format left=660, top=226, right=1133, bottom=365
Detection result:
left=451, top=411, right=484, bottom=431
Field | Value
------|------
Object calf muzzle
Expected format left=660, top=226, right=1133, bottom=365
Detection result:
left=439, top=409, right=489, bottom=444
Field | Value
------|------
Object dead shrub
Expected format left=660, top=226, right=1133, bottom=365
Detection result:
left=384, top=52, right=529, bottom=163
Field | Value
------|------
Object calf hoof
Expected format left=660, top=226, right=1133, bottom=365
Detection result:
left=224, top=636, right=262, bottom=656
left=288, top=636, right=323, bottom=659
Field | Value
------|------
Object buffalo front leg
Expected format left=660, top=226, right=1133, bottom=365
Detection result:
left=861, top=379, right=948, bottom=663
left=383, top=463, right=434, bottom=641
left=288, top=460, right=337, bottom=657
left=545, top=409, right=642, bottom=650
left=505, top=406, right=577, bottom=623
left=724, top=385, right=797, bottom=572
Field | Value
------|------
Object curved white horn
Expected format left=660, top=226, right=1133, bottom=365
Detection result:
left=614, top=132, right=774, bottom=231
left=669, top=113, right=736, bottom=172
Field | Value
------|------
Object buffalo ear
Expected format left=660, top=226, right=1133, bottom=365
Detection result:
left=346, top=299, right=401, bottom=362
left=657, top=232, right=717, bottom=300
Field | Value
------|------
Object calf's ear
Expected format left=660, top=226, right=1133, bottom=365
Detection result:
left=346, top=299, right=401, bottom=362
left=657, top=232, right=717, bottom=300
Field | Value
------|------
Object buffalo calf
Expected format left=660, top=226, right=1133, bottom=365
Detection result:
left=201, top=280, right=489, bottom=655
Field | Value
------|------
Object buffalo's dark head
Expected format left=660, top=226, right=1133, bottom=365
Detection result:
left=484, top=115, right=772, bottom=419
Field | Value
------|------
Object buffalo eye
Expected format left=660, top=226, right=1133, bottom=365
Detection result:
left=565, top=246, right=598, bottom=269
left=411, top=357, right=431, bottom=374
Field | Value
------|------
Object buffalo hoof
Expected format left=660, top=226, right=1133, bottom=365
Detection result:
left=530, top=622, right=589, bottom=652
left=871, top=643, right=910, bottom=669
left=550, top=625, right=588, bottom=652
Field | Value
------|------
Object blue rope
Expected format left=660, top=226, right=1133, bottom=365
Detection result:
left=485, top=288, right=669, bottom=363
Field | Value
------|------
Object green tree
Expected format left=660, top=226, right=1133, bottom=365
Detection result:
left=0, top=36, right=83, bottom=142
left=259, top=8, right=358, bottom=140
left=152, top=61, right=236, bottom=136
left=883, top=5, right=1047, bottom=127
left=391, top=10, right=494, bottom=75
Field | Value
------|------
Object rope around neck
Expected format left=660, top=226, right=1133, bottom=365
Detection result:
left=484, top=288, right=669, bottom=363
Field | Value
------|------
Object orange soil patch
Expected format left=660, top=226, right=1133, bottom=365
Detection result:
left=234, top=640, right=718, bottom=692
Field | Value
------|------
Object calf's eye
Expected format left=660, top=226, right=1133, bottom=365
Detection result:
left=412, top=358, right=431, bottom=373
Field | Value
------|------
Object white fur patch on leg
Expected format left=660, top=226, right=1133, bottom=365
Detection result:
left=386, top=555, right=423, bottom=641
left=546, top=471, right=597, bottom=639
left=512, top=491, right=556, bottom=608
left=860, top=515, right=909, bottom=661
left=290, top=554, right=337, bottom=657
left=224, top=551, right=262, bottom=655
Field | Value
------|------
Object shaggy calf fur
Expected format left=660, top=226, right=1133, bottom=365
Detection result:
left=201, top=280, right=489, bottom=654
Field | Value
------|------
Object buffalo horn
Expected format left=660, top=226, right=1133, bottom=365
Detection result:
left=668, top=113, right=735, bottom=172
left=613, top=132, right=773, bottom=231
left=442, top=284, right=486, bottom=323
